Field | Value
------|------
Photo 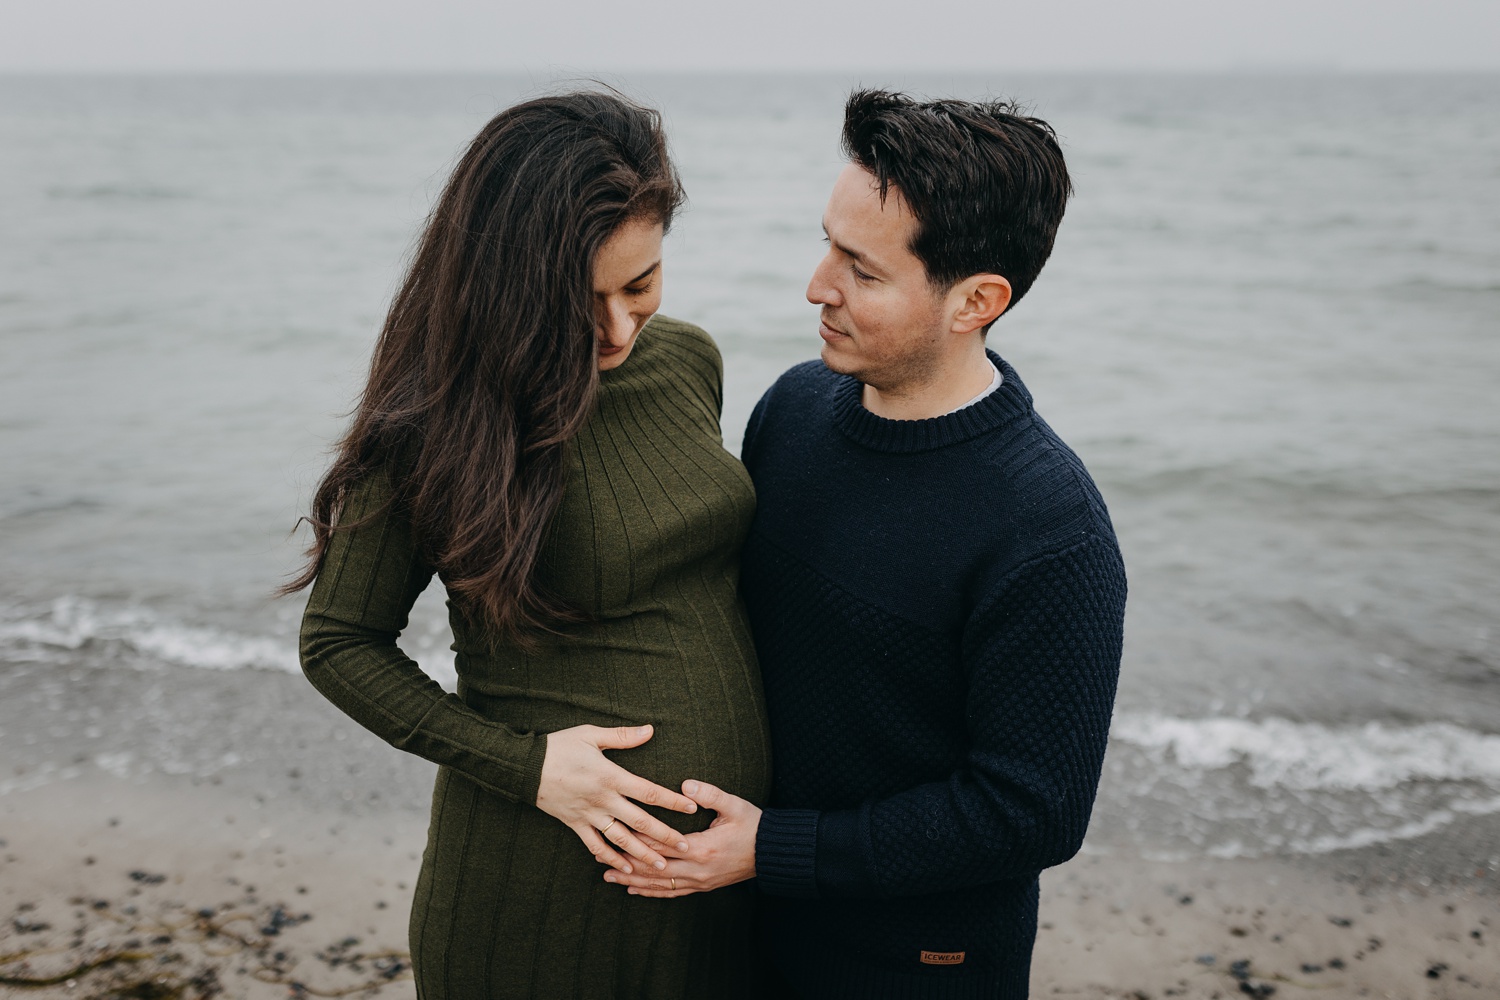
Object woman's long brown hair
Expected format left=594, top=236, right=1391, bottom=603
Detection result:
left=282, top=91, right=684, bottom=637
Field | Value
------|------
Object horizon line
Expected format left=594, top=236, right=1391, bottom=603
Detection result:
left=3, top=66, right=1500, bottom=77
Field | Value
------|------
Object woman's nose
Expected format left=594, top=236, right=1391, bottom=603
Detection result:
left=598, top=297, right=632, bottom=344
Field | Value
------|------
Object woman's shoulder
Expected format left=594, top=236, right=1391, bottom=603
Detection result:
left=642, top=314, right=717, bottom=361
left=642, top=314, right=723, bottom=382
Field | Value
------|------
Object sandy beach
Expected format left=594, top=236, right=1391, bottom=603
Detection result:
left=1033, top=849, right=1496, bottom=998
left=2, top=660, right=1496, bottom=999
left=1, top=777, right=422, bottom=998
left=3, top=776, right=1496, bottom=999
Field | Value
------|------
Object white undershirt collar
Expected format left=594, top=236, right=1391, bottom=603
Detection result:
left=944, top=361, right=1003, bottom=415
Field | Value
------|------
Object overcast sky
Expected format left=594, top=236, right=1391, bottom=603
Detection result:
left=4, top=0, right=1497, bottom=73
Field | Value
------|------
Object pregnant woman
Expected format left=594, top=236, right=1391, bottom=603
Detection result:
left=283, top=91, right=771, bottom=999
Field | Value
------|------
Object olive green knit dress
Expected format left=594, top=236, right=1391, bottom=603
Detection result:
left=299, top=317, right=773, bottom=1000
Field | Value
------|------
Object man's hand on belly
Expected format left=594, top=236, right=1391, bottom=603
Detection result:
left=601, top=780, right=759, bottom=897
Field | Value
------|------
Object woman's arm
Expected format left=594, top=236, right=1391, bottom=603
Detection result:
left=300, top=461, right=695, bottom=873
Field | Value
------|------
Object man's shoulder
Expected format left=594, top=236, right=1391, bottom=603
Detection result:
left=741, top=360, right=842, bottom=467
left=772, top=358, right=840, bottom=393
left=976, top=411, right=1117, bottom=560
left=756, top=359, right=843, bottom=418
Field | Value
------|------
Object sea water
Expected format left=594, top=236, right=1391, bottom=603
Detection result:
left=2, top=73, right=1497, bottom=861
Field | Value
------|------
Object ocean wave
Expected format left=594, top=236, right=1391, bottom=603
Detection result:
left=1112, top=712, right=1500, bottom=792
left=0, top=596, right=299, bottom=673
left=1103, top=712, right=1500, bottom=859
left=1393, top=276, right=1500, bottom=297
left=1240, top=793, right=1500, bottom=858
left=1107, top=465, right=1500, bottom=507
left=0, top=595, right=460, bottom=688
left=46, top=184, right=191, bottom=201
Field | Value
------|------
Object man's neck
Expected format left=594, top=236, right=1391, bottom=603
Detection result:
left=861, top=347, right=996, bottom=421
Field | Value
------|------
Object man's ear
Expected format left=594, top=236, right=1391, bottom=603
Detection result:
left=949, top=274, right=1012, bottom=335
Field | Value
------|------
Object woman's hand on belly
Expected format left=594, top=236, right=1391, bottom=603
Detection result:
left=601, top=780, right=760, bottom=897
left=536, top=724, right=698, bottom=874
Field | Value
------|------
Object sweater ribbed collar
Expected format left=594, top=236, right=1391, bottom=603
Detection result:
left=831, top=351, right=1033, bottom=454
left=597, top=320, right=662, bottom=389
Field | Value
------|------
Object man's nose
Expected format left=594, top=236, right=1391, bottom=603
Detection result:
left=806, top=253, right=840, bottom=307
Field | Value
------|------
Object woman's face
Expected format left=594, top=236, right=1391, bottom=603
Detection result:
left=593, top=216, right=664, bottom=372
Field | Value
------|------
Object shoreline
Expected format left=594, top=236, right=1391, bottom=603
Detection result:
left=1, top=775, right=1495, bottom=999
left=1, top=660, right=1497, bottom=997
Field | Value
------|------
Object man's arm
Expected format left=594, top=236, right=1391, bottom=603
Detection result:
left=606, top=534, right=1125, bottom=898
left=739, top=391, right=771, bottom=469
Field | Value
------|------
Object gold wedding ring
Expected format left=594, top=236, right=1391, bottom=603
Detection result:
left=601, top=818, right=617, bottom=836
left=670, top=877, right=677, bottom=891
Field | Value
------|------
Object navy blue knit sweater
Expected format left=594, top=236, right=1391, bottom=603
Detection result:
left=742, top=355, right=1126, bottom=999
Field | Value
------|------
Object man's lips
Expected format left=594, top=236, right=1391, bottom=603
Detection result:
left=818, top=319, right=850, bottom=340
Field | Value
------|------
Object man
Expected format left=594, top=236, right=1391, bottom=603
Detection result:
left=606, top=89, right=1126, bottom=998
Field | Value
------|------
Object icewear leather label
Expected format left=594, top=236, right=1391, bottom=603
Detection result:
left=919, top=950, right=966, bottom=965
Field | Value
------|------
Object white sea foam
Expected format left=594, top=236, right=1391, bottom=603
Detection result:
left=0, top=595, right=459, bottom=688
left=1270, top=795, right=1500, bottom=857
left=1105, top=712, right=1500, bottom=857
left=0, top=596, right=299, bottom=673
left=1111, top=712, right=1500, bottom=793
left=0, top=761, right=82, bottom=797
left=130, top=620, right=298, bottom=673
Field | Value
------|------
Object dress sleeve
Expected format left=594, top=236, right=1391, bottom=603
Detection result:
left=299, top=464, right=550, bottom=804
left=755, top=534, right=1126, bottom=898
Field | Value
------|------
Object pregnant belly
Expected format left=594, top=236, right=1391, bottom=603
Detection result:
left=459, top=647, right=771, bottom=834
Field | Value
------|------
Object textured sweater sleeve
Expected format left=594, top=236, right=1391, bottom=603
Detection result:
left=299, top=464, right=550, bottom=804
left=740, top=392, right=769, bottom=467
left=755, top=534, right=1125, bottom=898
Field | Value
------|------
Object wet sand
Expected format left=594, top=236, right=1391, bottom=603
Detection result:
left=4, top=781, right=1496, bottom=998
left=0, top=778, right=423, bottom=998
left=1, top=661, right=1497, bottom=998
left=1033, top=850, right=1496, bottom=998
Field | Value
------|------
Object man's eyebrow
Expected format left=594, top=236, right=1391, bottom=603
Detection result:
left=821, top=222, right=876, bottom=270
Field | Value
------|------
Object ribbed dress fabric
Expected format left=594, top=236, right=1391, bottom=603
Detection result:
left=740, top=355, right=1127, bottom=999
left=299, top=316, right=773, bottom=1000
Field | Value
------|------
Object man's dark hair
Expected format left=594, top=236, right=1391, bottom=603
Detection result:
left=841, top=88, right=1072, bottom=314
